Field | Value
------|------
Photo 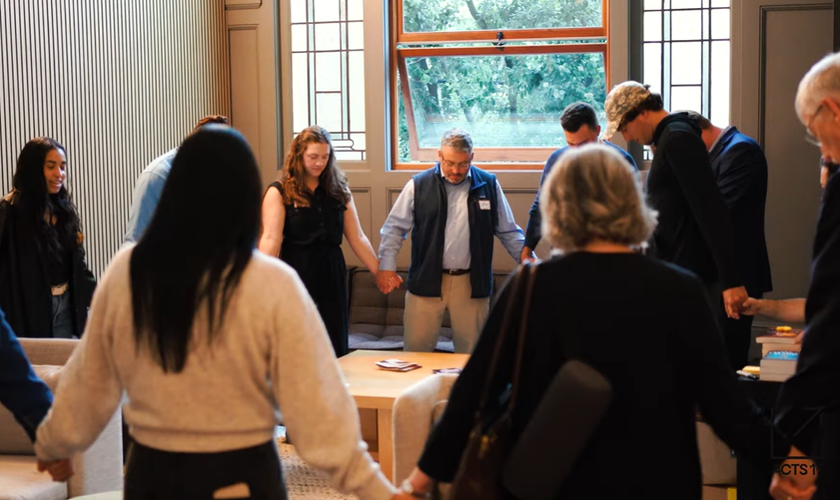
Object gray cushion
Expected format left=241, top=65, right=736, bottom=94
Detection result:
left=0, top=455, right=67, bottom=500
left=0, top=365, right=63, bottom=456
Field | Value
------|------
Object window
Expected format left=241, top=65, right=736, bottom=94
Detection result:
left=643, top=0, right=731, bottom=125
left=394, top=0, right=609, bottom=169
left=291, top=0, right=367, bottom=160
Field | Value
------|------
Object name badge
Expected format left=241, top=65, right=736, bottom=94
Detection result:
left=478, top=199, right=491, bottom=210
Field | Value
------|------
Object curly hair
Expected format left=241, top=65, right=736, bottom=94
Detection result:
left=540, top=144, right=657, bottom=251
left=279, top=126, right=350, bottom=207
left=12, top=137, right=81, bottom=258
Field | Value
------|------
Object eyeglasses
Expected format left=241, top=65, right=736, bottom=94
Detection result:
left=805, top=103, right=825, bottom=147
left=441, top=158, right=471, bottom=169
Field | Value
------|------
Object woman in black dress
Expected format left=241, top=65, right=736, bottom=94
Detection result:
left=259, top=126, right=381, bottom=357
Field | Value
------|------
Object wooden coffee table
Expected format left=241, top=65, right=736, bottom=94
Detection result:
left=338, top=350, right=469, bottom=481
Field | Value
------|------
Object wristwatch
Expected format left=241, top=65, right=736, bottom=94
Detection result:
left=400, top=478, right=429, bottom=498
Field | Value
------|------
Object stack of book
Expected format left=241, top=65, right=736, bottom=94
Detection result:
left=757, top=326, right=802, bottom=382
left=756, top=326, right=802, bottom=356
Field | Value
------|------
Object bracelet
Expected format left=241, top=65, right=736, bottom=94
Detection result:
left=400, top=478, right=430, bottom=498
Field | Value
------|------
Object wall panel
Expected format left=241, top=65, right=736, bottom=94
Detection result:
left=0, top=1, right=230, bottom=277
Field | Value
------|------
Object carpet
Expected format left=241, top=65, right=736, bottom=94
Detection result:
left=278, top=441, right=358, bottom=500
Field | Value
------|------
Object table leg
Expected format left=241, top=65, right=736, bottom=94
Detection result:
left=377, top=408, right=394, bottom=482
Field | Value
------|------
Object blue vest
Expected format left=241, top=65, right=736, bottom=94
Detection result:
left=408, top=164, right=498, bottom=298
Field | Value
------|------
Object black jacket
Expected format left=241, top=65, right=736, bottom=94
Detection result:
left=647, top=113, right=742, bottom=289
left=708, top=127, right=772, bottom=295
left=0, top=191, right=96, bottom=338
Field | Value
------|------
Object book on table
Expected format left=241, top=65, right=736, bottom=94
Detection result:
left=759, top=350, right=798, bottom=382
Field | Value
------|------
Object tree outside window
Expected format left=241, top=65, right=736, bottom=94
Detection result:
left=394, top=0, right=609, bottom=169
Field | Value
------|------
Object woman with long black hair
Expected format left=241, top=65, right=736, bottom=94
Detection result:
left=0, top=137, right=96, bottom=338
left=33, top=125, right=407, bottom=500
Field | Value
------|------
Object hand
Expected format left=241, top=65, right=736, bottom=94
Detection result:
left=520, top=246, right=537, bottom=264
left=376, top=271, right=402, bottom=294
left=741, top=297, right=764, bottom=316
left=37, top=458, right=74, bottom=482
left=820, top=165, right=829, bottom=188
left=722, top=286, right=748, bottom=320
left=770, top=473, right=817, bottom=500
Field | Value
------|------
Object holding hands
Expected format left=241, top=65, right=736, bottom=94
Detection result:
left=722, top=286, right=748, bottom=319
left=376, top=270, right=403, bottom=294
left=37, top=458, right=74, bottom=482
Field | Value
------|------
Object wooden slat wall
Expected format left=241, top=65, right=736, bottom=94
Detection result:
left=0, top=1, right=230, bottom=277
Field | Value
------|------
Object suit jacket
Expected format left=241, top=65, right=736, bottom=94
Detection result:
left=775, top=172, right=840, bottom=498
left=708, top=127, right=772, bottom=295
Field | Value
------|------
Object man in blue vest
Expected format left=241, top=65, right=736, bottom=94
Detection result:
left=377, top=129, right=526, bottom=353
left=521, top=102, right=638, bottom=262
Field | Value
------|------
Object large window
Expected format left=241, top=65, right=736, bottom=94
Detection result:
left=643, top=0, right=731, bottom=125
left=291, top=0, right=367, bottom=161
left=394, top=0, right=609, bottom=168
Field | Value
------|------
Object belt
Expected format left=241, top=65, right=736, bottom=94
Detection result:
left=443, top=269, right=470, bottom=276
left=51, top=283, right=68, bottom=296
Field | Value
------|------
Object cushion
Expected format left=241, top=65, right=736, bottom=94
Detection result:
left=0, top=365, right=63, bottom=456
left=0, top=455, right=67, bottom=500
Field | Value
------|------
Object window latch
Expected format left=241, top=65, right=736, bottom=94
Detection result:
left=493, top=31, right=505, bottom=51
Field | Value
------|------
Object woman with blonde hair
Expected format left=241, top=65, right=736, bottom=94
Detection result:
left=259, top=126, right=382, bottom=357
left=399, top=144, right=787, bottom=500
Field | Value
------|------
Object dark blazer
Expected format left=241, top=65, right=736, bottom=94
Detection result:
left=775, top=172, right=840, bottom=498
left=708, top=127, right=772, bottom=295
left=0, top=191, right=96, bottom=338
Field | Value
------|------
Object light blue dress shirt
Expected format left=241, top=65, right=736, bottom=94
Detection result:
left=379, top=170, right=525, bottom=272
left=123, top=149, right=177, bottom=245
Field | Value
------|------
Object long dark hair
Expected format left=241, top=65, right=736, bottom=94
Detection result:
left=13, top=137, right=81, bottom=257
left=279, top=126, right=350, bottom=206
left=130, top=125, right=262, bottom=373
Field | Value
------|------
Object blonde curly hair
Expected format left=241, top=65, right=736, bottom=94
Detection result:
left=540, top=144, right=657, bottom=252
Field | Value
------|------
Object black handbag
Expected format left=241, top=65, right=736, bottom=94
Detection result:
left=501, top=321, right=613, bottom=499
left=445, top=263, right=537, bottom=500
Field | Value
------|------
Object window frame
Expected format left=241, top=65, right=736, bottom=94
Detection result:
left=390, top=0, right=611, bottom=170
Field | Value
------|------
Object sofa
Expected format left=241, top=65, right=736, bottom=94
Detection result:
left=347, top=268, right=511, bottom=352
left=0, top=338, right=123, bottom=500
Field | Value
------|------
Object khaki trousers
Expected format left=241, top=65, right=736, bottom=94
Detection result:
left=403, top=274, right=490, bottom=354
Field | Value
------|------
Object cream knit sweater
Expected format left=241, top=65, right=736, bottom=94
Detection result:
left=35, top=248, right=395, bottom=500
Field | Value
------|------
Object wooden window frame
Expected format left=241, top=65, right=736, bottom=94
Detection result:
left=390, top=0, right=611, bottom=171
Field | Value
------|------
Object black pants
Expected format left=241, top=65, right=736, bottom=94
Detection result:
left=125, top=440, right=287, bottom=500
left=721, top=313, right=756, bottom=370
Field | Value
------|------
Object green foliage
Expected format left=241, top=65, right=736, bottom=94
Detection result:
left=397, top=0, right=607, bottom=162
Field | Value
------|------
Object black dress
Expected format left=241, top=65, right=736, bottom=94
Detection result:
left=268, top=182, right=348, bottom=357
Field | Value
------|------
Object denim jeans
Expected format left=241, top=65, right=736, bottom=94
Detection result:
left=51, top=291, right=75, bottom=339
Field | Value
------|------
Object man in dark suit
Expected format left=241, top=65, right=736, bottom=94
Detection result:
left=771, top=51, right=840, bottom=500
left=686, top=112, right=772, bottom=369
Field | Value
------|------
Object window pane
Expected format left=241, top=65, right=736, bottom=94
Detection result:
left=670, top=10, right=701, bottom=40
left=398, top=51, right=606, bottom=161
left=314, top=0, right=340, bottom=22
left=671, top=42, right=701, bottom=84
left=645, top=0, right=662, bottom=10
left=290, top=0, right=307, bottom=23
left=644, top=43, right=663, bottom=93
left=671, top=86, right=701, bottom=112
left=711, top=0, right=730, bottom=6
left=347, top=0, right=363, bottom=21
left=711, top=8, right=729, bottom=39
left=644, top=12, right=662, bottom=42
left=671, top=0, right=701, bottom=7
left=315, top=23, right=341, bottom=51
left=401, top=0, right=603, bottom=33
left=710, top=41, right=730, bottom=126
left=292, top=0, right=366, bottom=158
